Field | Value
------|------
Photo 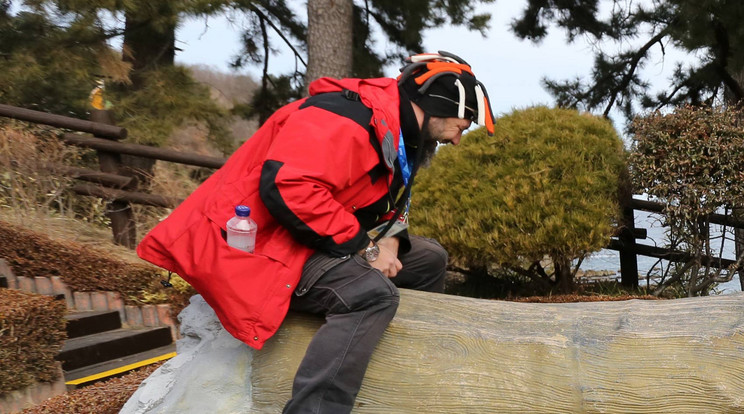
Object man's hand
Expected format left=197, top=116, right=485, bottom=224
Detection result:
left=377, top=237, right=400, bottom=257
left=366, top=237, right=402, bottom=278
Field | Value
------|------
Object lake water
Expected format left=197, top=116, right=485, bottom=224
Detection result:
left=578, top=209, right=743, bottom=295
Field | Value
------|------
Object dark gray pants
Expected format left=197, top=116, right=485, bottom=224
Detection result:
left=282, top=236, right=447, bottom=414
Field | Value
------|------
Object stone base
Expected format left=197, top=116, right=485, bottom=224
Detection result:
left=0, top=364, right=66, bottom=414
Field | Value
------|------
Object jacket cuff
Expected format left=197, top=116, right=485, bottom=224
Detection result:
left=324, top=225, right=370, bottom=257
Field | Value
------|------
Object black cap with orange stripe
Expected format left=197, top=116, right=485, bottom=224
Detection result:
left=398, top=51, right=495, bottom=135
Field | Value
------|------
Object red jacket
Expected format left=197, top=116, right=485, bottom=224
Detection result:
left=137, top=77, right=402, bottom=349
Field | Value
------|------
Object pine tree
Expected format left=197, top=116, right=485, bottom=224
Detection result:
left=511, top=0, right=744, bottom=120
left=352, top=0, right=495, bottom=77
left=0, top=1, right=128, bottom=117
left=1, top=0, right=305, bottom=151
left=243, top=0, right=495, bottom=115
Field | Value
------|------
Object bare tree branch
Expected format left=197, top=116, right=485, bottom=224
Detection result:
left=603, top=28, right=669, bottom=117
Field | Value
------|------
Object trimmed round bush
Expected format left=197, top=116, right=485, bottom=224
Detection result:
left=411, top=106, right=626, bottom=293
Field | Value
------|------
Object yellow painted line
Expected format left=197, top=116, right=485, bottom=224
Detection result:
left=65, top=352, right=177, bottom=386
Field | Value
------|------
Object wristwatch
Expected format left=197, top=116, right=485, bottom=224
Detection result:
left=361, top=241, right=380, bottom=262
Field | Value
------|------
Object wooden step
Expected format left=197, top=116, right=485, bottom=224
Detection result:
left=64, top=344, right=177, bottom=389
left=65, top=310, right=122, bottom=338
left=57, top=326, right=173, bottom=372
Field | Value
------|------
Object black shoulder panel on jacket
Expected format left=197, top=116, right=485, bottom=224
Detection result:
left=300, top=91, right=387, bottom=184
left=299, top=91, right=373, bottom=130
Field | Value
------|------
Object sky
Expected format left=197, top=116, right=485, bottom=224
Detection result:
left=173, top=1, right=691, bottom=136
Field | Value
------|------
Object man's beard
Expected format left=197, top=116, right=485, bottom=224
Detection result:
left=419, top=128, right=439, bottom=168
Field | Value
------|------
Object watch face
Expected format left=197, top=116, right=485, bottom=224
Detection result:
left=365, top=244, right=380, bottom=262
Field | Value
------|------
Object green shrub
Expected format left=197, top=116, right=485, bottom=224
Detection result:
left=629, top=105, right=744, bottom=296
left=411, top=106, right=626, bottom=294
left=0, top=289, right=67, bottom=393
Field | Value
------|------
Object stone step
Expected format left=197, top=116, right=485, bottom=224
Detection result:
left=64, top=343, right=177, bottom=390
left=57, top=326, right=173, bottom=372
left=65, top=310, right=122, bottom=338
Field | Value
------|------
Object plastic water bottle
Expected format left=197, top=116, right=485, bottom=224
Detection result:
left=226, top=205, right=257, bottom=253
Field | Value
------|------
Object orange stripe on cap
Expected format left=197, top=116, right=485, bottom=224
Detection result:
left=427, top=62, right=473, bottom=74
left=483, top=96, right=495, bottom=135
left=413, top=63, right=473, bottom=85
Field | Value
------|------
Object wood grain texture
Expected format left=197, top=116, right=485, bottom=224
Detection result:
left=252, top=290, right=744, bottom=413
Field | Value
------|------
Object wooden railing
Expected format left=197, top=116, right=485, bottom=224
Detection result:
left=0, top=104, right=224, bottom=248
left=608, top=197, right=743, bottom=288
left=1, top=103, right=742, bottom=290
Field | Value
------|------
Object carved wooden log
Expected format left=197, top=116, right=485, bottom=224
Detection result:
left=123, top=291, right=744, bottom=413
left=253, top=290, right=744, bottom=413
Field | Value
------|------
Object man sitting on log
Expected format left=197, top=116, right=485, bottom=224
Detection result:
left=136, top=51, right=495, bottom=414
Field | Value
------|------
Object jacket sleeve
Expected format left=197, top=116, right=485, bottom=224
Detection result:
left=259, top=106, right=377, bottom=257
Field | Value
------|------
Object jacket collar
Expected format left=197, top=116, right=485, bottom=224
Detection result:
left=398, top=86, right=422, bottom=149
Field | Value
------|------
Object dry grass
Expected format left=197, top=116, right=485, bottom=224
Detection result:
left=0, top=122, right=194, bottom=264
left=0, top=210, right=144, bottom=264
left=0, top=125, right=80, bottom=215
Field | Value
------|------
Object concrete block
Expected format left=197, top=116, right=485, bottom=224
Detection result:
left=0, top=258, right=17, bottom=289
left=51, top=276, right=74, bottom=309
left=29, top=382, right=50, bottom=406
left=107, top=291, right=126, bottom=321
left=34, top=277, right=53, bottom=295
left=51, top=363, right=67, bottom=395
left=0, top=365, right=66, bottom=414
left=142, top=305, right=158, bottom=327
left=50, top=276, right=67, bottom=295
left=16, top=276, right=35, bottom=293
left=156, top=304, right=178, bottom=340
left=90, top=291, right=108, bottom=311
left=0, top=389, right=30, bottom=414
left=155, top=304, right=173, bottom=326
left=72, top=291, right=92, bottom=310
left=125, top=305, right=143, bottom=327
left=63, top=288, right=75, bottom=309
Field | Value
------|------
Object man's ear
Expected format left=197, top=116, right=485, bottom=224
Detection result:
left=410, top=102, right=425, bottom=130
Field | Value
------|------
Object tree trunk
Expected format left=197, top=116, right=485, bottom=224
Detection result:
left=725, top=69, right=744, bottom=291
left=305, top=0, right=353, bottom=93
left=553, top=255, right=575, bottom=294
left=118, top=5, right=178, bottom=195
left=447, top=266, right=505, bottom=298
left=122, top=5, right=177, bottom=88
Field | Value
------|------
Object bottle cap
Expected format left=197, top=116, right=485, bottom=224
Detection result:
left=235, top=205, right=251, bottom=217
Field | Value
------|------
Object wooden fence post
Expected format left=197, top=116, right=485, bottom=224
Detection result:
left=735, top=209, right=744, bottom=291
left=90, top=110, right=137, bottom=248
left=618, top=174, right=639, bottom=288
